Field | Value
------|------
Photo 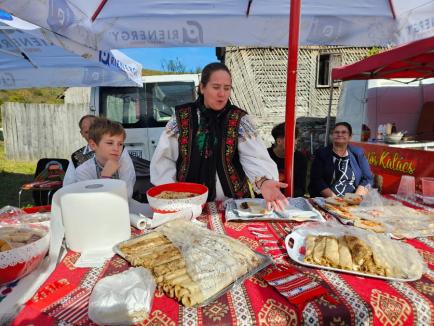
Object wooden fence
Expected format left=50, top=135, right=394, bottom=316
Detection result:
left=1, top=102, right=89, bottom=161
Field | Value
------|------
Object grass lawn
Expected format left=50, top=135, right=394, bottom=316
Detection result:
left=0, top=141, right=36, bottom=208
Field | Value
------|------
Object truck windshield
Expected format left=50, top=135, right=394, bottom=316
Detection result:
left=99, top=81, right=196, bottom=128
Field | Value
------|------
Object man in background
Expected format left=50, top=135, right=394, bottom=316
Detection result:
left=267, top=123, right=308, bottom=197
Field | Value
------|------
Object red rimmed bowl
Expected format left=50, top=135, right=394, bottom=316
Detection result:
left=0, top=225, right=49, bottom=285
left=147, top=182, right=208, bottom=214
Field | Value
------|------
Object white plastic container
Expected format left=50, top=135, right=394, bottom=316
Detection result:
left=51, top=179, right=131, bottom=253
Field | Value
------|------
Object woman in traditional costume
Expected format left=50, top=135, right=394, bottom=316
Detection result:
left=309, top=122, right=373, bottom=198
left=150, top=62, right=287, bottom=210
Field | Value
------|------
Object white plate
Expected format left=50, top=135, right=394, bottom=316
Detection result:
left=284, top=227, right=420, bottom=282
left=234, top=198, right=274, bottom=217
left=226, top=198, right=325, bottom=222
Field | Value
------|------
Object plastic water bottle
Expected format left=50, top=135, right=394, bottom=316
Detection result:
left=376, top=124, right=383, bottom=141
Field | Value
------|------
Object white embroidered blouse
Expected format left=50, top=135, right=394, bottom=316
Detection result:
left=150, top=114, right=278, bottom=200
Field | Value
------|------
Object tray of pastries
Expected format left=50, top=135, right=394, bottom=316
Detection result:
left=114, top=219, right=272, bottom=307
left=313, top=194, right=387, bottom=233
left=285, top=222, right=425, bottom=281
left=313, top=194, right=434, bottom=238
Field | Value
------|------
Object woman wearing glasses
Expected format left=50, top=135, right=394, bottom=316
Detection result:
left=308, top=122, right=373, bottom=198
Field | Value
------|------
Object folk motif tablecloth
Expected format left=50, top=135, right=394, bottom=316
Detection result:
left=12, top=199, right=434, bottom=325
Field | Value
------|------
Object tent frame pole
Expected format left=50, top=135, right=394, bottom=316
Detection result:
left=324, top=83, right=334, bottom=146
left=284, top=0, right=301, bottom=197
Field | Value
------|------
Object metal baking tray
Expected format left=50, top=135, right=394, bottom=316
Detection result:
left=114, top=232, right=273, bottom=307
left=226, top=198, right=325, bottom=222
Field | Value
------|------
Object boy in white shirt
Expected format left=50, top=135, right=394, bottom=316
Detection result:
left=63, top=115, right=134, bottom=186
left=75, top=117, right=136, bottom=198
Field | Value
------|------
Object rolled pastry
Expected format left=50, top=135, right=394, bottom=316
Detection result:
left=337, top=237, right=353, bottom=270
left=304, top=235, right=317, bottom=263
left=344, top=235, right=372, bottom=269
left=312, top=236, right=327, bottom=265
left=324, top=237, right=340, bottom=267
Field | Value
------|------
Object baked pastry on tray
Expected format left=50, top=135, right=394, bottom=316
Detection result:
left=118, top=219, right=263, bottom=307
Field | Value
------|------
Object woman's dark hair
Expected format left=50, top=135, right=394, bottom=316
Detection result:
left=271, top=123, right=299, bottom=142
left=333, top=122, right=353, bottom=136
left=200, top=62, right=231, bottom=87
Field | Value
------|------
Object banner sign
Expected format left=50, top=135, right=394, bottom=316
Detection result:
left=354, top=142, right=434, bottom=194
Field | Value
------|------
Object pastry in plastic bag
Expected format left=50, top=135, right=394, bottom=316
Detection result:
left=299, top=222, right=425, bottom=280
left=88, top=267, right=155, bottom=325
left=118, top=219, right=263, bottom=307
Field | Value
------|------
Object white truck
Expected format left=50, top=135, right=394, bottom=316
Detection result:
left=90, top=73, right=200, bottom=161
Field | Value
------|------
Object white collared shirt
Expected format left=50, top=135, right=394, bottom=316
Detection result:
left=63, top=146, right=135, bottom=198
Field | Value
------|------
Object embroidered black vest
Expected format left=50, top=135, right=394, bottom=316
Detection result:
left=175, top=103, right=250, bottom=199
left=71, top=146, right=94, bottom=168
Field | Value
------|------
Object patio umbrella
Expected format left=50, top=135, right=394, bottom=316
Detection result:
left=1, top=0, right=433, bottom=50
left=0, top=11, right=142, bottom=89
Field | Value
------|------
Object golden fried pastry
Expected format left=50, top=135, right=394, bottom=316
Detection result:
left=343, top=193, right=363, bottom=205
left=119, top=220, right=261, bottom=307
left=0, top=239, right=11, bottom=252
left=354, top=219, right=385, bottom=233
left=303, top=233, right=423, bottom=279
left=337, top=237, right=353, bottom=270
left=325, top=197, right=348, bottom=207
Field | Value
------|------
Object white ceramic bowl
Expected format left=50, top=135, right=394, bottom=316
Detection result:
left=147, top=182, right=208, bottom=214
left=385, top=133, right=403, bottom=143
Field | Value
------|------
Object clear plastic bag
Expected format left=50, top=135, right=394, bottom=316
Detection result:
left=359, top=188, right=384, bottom=209
left=0, top=206, right=50, bottom=226
left=0, top=206, right=26, bottom=225
left=291, top=221, right=426, bottom=280
left=155, top=219, right=267, bottom=305
left=88, top=267, right=155, bottom=325
left=353, top=190, right=434, bottom=238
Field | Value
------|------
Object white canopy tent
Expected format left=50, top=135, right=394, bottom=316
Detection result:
left=0, top=0, right=433, bottom=50
left=2, top=0, right=434, bottom=196
left=0, top=12, right=142, bottom=89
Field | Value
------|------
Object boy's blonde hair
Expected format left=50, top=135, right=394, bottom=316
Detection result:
left=88, top=117, right=126, bottom=144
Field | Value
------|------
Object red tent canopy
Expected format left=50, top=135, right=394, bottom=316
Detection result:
left=332, top=36, right=434, bottom=81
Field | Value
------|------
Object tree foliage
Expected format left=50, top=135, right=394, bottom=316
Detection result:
left=161, top=57, right=187, bottom=73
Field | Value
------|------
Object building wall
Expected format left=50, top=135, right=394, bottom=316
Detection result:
left=225, top=46, right=370, bottom=147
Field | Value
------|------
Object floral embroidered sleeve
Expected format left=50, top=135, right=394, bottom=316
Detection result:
left=238, top=115, right=279, bottom=193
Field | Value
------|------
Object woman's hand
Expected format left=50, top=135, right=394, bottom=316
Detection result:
left=260, top=180, right=289, bottom=211
left=355, top=185, right=368, bottom=196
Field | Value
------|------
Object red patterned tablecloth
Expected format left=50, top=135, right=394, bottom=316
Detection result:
left=12, top=200, right=434, bottom=325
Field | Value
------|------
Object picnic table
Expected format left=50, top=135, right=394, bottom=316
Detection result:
left=9, top=196, right=434, bottom=325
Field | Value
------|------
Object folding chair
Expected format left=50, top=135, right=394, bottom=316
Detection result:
left=18, top=158, right=69, bottom=207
